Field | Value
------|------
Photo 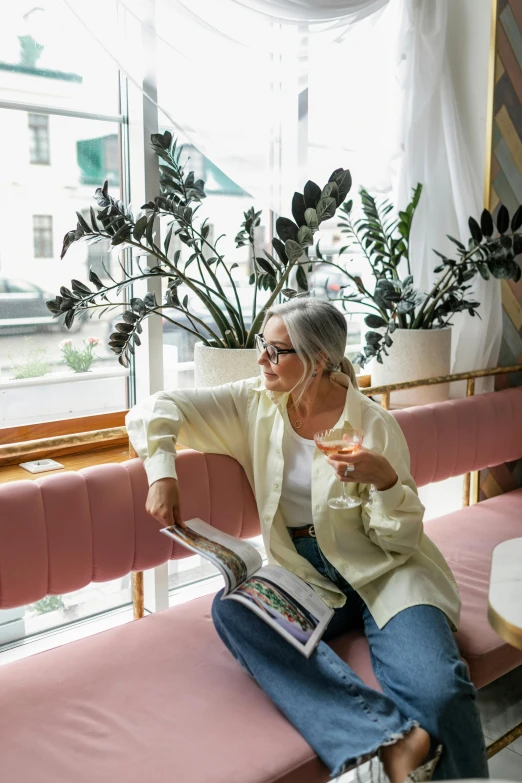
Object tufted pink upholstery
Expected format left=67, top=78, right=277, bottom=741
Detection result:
left=0, top=451, right=260, bottom=610
left=392, top=386, right=522, bottom=487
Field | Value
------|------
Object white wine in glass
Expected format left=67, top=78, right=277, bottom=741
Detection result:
left=314, top=427, right=364, bottom=509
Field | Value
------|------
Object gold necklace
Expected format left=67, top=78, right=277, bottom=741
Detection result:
left=288, top=381, right=332, bottom=429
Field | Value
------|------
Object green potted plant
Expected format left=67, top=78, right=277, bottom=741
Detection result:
left=317, top=185, right=521, bottom=404
left=46, top=130, right=352, bottom=386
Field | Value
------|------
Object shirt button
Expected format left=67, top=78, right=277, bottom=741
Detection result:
left=276, top=448, right=281, bottom=455
left=264, top=514, right=270, bottom=521
left=273, top=482, right=280, bottom=490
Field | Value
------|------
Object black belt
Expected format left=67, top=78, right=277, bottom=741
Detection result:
left=288, top=525, right=316, bottom=539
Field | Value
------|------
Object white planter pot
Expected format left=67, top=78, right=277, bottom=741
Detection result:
left=194, top=342, right=261, bottom=387
left=369, top=327, right=452, bottom=407
left=0, top=366, right=130, bottom=426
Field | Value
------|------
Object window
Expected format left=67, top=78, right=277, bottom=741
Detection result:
left=32, top=215, right=53, bottom=258
left=28, top=113, right=50, bottom=164
left=86, top=236, right=113, bottom=281
left=0, top=0, right=130, bottom=653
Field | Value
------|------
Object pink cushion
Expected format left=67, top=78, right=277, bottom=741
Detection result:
left=0, top=453, right=260, bottom=610
left=425, top=489, right=522, bottom=687
left=0, top=595, right=329, bottom=783
left=392, top=386, right=522, bottom=487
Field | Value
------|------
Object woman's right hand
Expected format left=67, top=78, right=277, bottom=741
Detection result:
left=145, top=477, right=186, bottom=529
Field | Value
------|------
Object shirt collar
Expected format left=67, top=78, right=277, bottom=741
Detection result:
left=252, top=371, right=363, bottom=431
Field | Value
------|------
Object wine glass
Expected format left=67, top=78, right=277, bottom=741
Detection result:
left=314, top=427, right=364, bottom=509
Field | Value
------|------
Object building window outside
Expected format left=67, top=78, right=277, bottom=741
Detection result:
left=32, top=214, right=53, bottom=258
left=87, top=236, right=112, bottom=280
left=28, top=113, right=50, bottom=164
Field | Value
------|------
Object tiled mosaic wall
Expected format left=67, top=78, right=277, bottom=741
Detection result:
left=482, top=0, right=522, bottom=498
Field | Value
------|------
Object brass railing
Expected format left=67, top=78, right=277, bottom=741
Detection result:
left=0, top=426, right=128, bottom=464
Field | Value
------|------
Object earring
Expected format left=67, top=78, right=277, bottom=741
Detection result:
left=312, top=369, right=317, bottom=377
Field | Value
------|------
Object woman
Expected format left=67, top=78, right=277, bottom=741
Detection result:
left=126, top=298, right=488, bottom=783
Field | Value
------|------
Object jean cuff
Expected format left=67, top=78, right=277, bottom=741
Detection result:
left=329, top=718, right=419, bottom=781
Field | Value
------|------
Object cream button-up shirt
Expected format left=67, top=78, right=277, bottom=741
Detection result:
left=125, top=372, right=461, bottom=630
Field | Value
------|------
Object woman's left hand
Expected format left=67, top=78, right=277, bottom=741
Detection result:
left=327, top=447, right=398, bottom=492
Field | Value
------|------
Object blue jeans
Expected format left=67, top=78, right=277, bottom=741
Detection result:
left=211, top=533, right=489, bottom=780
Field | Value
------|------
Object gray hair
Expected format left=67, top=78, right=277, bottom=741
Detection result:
left=261, top=297, right=359, bottom=406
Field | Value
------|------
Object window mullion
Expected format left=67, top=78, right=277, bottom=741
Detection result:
left=123, top=0, right=169, bottom=614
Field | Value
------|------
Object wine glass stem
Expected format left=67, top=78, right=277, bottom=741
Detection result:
left=341, top=481, right=349, bottom=498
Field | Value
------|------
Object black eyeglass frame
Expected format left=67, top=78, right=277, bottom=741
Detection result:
left=255, top=333, right=297, bottom=365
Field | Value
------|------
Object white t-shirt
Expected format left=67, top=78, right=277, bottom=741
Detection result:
left=279, top=407, right=316, bottom=528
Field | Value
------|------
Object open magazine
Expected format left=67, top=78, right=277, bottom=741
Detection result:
left=160, top=519, right=334, bottom=658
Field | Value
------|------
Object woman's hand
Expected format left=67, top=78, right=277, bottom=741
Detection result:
left=327, top=447, right=398, bottom=492
left=145, top=477, right=186, bottom=529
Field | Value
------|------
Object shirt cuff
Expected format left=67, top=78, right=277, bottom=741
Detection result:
left=374, top=477, right=405, bottom=512
left=144, top=453, right=178, bottom=485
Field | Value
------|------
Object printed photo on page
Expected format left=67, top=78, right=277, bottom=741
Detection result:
left=160, top=518, right=262, bottom=594
left=225, top=564, right=333, bottom=657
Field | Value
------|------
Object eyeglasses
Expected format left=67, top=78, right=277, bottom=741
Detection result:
left=255, top=333, right=297, bottom=365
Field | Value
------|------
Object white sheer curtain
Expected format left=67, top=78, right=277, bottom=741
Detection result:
left=63, top=0, right=500, bottom=382
left=394, top=1, right=500, bottom=392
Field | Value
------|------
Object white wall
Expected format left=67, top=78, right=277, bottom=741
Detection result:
left=446, top=0, right=493, bottom=201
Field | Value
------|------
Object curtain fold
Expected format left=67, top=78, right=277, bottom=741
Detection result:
left=200, top=0, right=389, bottom=23
left=394, top=0, right=500, bottom=391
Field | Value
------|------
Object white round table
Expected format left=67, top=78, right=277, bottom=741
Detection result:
left=488, top=538, right=522, bottom=651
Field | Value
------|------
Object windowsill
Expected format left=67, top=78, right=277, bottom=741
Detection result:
left=0, top=444, right=132, bottom=484
left=0, top=604, right=137, bottom=666
left=0, top=366, right=129, bottom=390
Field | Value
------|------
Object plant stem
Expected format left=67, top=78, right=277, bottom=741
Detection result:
left=326, top=297, right=387, bottom=316
left=245, top=254, right=299, bottom=347
left=411, top=267, right=454, bottom=329
left=250, top=226, right=258, bottom=325
left=313, top=259, right=388, bottom=319
left=152, top=309, right=215, bottom=345
left=340, top=218, right=378, bottom=277
left=173, top=158, right=247, bottom=345
left=122, top=233, right=235, bottom=342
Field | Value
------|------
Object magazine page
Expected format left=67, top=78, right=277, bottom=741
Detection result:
left=160, top=518, right=263, bottom=595
left=224, top=564, right=334, bottom=658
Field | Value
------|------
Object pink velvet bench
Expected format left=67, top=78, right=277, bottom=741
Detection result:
left=1, top=386, right=522, bottom=783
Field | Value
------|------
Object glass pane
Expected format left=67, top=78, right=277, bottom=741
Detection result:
left=0, top=110, right=127, bottom=426
left=0, top=577, right=132, bottom=648
left=0, top=1, right=120, bottom=115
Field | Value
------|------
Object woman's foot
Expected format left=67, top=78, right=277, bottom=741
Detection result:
left=380, top=725, right=431, bottom=783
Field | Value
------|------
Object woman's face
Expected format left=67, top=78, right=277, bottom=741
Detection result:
left=256, top=316, right=311, bottom=393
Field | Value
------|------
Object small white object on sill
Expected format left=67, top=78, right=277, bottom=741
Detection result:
left=19, top=459, right=65, bottom=474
